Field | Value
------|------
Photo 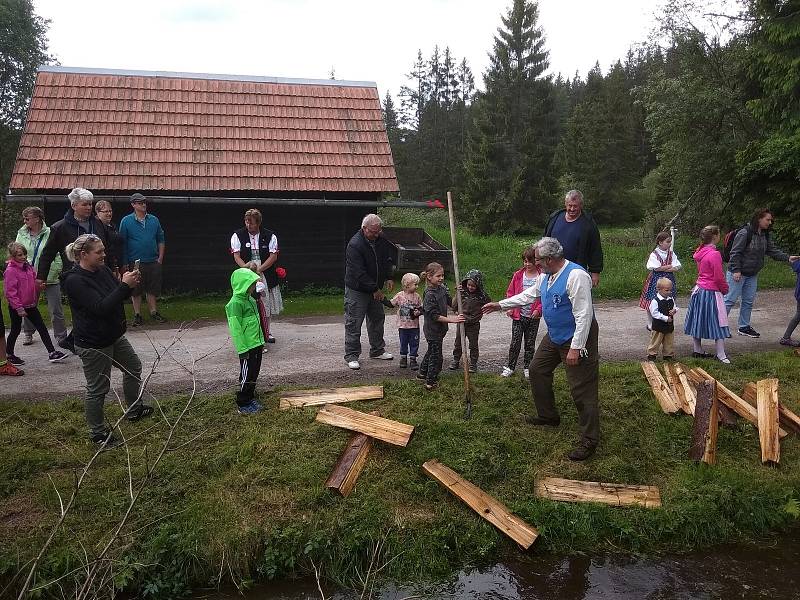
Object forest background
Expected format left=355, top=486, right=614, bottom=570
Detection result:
left=1, top=0, right=799, bottom=248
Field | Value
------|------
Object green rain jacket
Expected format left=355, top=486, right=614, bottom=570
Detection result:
left=225, top=268, right=265, bottom=354
left=16, top=223, right=63, bottom=284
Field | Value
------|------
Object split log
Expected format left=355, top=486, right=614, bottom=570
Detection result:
left=683, top=368, right=737, bottom=426
left=422, top=459, right=538, bottom=549
left=325, top=412, right=379, bottom=497
left=640, top=362, right=681, bottom=414
left=663, top=363, right=688, bottom=413
left=757, top=379, right=780, bottom=465
left=672, top=363, right=697, bottom=415
left=279, top=385, right=383, bottom=409
left=689, top=379, right=718, bottom=464
left=743, top=382, right=800, bottom=434
left=691, top=368, right=788, bottom=438
left=316, top=404, right=414, bottom=447
left=534, top=477, right=661, bottom=509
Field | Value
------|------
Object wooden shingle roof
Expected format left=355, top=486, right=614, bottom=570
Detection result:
left=11, top=66, right=399, bottom=193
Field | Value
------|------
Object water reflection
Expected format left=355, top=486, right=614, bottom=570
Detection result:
left=205, top=530, right=800, bottom=599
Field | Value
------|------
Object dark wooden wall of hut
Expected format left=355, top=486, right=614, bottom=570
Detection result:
left=37, top=201, right=370, bottom=293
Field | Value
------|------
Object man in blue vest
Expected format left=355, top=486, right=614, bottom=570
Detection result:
left=483, top=237, right=600, bottom=461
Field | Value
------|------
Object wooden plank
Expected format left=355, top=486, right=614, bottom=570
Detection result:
left=663, top=363, right=686, bottom=413
left=757, top=379, right=780, bottom=465
left=640, top=362, right=682, bottom=414
left=692, top=368, right=788, bottom=438
left=534, top=477, right=661, bottom=509
left=689, top=379, right=718, bottom=465
left=280, top=385, right=383, bottom=409
left=744, top=382, right=800, bottom=434
left=422, top=459, right=539, bottom=549
left=325, top=432, right=374, bottom=497
left=672, top=363, right=697, bottom=415
left=316, top=404, right=414, bottom=447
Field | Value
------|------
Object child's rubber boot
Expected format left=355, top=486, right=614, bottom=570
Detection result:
left=399, top=355, right=408, bottom=368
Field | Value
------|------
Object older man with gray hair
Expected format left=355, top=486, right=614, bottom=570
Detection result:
left=343, top=214, right=395, bottom=369
left=544, top=190, right=603, bottom=287
left=483, top=236, right=600, bottom=461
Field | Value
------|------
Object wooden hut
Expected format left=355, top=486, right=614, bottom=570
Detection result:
left=7, top=66, right=401, bottom=291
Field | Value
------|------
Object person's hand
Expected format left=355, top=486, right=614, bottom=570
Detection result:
left=667, top=316, right=673, bottom=322
left=451, top=313, right=466, bottom=324
left=122, top=270, right=141, bottom=288
left=566, top=348, right=581, bottom=366
left=789, top=256, right=800, bottom=263
left=457, top=283, right=463, bottom=292
left=482, top=302, right=502, bottom=315
left=17, top=308, right=27, bottom=317
left=157, top=258, right=163, bottom=265
left=506, top=309, right=514, bottom=318
left=385, top=279, right=394, bottom=292
left=35, top=278, right=45, bottom=289
left=733, top=272, right=742, bottom=282
left=373, top=290, right=385, bottom=301
left=590, top=273, right=600, bottom=287
left=669, top=308, right=677, bottom=316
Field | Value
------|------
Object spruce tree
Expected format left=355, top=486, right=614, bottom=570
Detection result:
left=462, top=0, right=558, bottom=233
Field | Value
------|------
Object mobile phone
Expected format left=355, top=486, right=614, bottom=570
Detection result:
left=134, top=259, right=141, bottom=271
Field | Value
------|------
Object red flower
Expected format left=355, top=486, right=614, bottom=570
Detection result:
left=275, top=267, right=286, bottom=279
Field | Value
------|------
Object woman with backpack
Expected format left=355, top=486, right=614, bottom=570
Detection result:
left=723, top=208, right=799, bottom=339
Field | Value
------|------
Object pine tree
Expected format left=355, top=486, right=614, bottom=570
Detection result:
left=462, top=0, right=558, bottom=233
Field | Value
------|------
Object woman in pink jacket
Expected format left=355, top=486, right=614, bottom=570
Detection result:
left=3, top=242, right=68, bottom=365
left=683, top=226, right=732, bottom=363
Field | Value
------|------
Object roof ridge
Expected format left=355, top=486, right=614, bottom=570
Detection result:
left=38, top=65, right=377, bottom=89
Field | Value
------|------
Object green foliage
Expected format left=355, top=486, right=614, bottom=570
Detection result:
left=2, top=353, right=800, bottom=596
left=461, top=0, right=559, bottom=233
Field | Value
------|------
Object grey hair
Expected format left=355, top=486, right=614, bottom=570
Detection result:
left=65, top=233, right=103, bottom=262
left=361, top=214, right=382, bottom=228
left=535, top=237, right=564, bottom=259
left=565, top=189, right=584, bottom=204
left=68, top=187, right=94, bottom=206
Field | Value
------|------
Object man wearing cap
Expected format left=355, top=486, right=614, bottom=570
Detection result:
left=118, top=193, right=166, bottom=326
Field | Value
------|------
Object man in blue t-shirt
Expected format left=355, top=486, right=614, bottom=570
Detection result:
left=118, top=193, right=166, bottom=326
left=544, top=190, right=603, bottom=287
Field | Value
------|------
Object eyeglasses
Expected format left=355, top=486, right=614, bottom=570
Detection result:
left=96, top=209, right=112, bottom=213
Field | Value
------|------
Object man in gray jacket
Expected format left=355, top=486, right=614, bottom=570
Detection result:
left=725, top=208, right=799, bottom=338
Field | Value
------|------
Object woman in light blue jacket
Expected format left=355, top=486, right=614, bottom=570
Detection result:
left=15, top=206, right=67, bottom=346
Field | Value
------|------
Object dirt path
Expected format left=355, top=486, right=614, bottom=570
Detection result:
left=3, top=289, right=797, bottom=402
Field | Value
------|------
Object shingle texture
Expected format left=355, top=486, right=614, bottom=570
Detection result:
left=11, top=69, right=399, bottom=193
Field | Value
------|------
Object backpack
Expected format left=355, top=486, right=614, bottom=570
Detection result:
left=722, top=224, right=755, bottom=263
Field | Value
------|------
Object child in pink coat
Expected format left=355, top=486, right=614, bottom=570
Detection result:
left=3, top=242, right=68, bottom=365
left=501, top=245, right=542, bottom=378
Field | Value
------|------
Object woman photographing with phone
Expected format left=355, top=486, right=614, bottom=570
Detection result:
left=62, top=234, right=153, bottom=448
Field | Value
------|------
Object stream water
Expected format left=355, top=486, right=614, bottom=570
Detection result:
left=197, top=530, right=800, bottom=599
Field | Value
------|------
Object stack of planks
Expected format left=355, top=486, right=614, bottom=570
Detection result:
left=641, top=362, right=799, bottom=466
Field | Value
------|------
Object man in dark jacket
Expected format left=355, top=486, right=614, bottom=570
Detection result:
left=724, top=208, right=799, bottom=338
left=343, top=214, right=395, bottom=369
left=544, top=190, right=603, bottom=287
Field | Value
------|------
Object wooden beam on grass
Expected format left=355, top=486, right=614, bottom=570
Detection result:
left=672, top=363, right=697, bottom=415
left=422, top=459, right=539, bottom=549
left=691, top=368, right=788, bottom=438
left=640, top=362, right=682, bottom=414
left=325, top=411, right=379, bottom=497
left=534, top=477, right=661, bottom=509
left=280, top=385, right=383, bottom=409
left=743, top=382, right=800, bottom=434
left=689, top=379, right=718, bottom=465
left=316, top=404, right=414, bottom=447
left=757, top=379, right=780, bottom=465
left=663, top=363, right=686, bottom=413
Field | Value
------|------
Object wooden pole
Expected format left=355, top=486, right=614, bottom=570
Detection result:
left=689, top=379, right=718, bottom=464
left=447, top=191, right=472, bottom=419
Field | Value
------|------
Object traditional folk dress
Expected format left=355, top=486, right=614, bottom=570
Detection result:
left=639, top=247, right=681, bottom=310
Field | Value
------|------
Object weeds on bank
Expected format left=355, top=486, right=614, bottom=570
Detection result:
left=1, top=352, right=799, bottom=597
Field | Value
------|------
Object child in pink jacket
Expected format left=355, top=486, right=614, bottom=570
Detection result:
left=501, top=245, right=542, bottom=378
left=3, top=243, right=68, bottom=365
left=683, top=226, right=731, bottom=363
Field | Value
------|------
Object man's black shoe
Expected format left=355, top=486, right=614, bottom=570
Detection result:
left=525, top=415, right=560, bottom=427
left=738, top=326, right=760, bottom=338
left=568, top=440, right=597, bottom=461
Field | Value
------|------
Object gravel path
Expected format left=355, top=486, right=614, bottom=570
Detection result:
left=3, top=289, right=797, bottom=402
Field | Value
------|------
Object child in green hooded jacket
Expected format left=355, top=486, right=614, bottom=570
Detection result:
left=225, top=268, right=265, bottom=414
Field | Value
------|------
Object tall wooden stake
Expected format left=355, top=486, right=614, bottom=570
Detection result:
left=447, top=191, right=472, bottom=419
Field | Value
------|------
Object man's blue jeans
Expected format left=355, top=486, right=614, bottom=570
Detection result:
left=724, top=271, right=758, bottom=329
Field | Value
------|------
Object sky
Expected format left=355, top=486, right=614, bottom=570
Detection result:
left=33, top=0, right=665, bottom=100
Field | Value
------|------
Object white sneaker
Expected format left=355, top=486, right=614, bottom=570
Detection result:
left=524, top=368, right=529, bottom=379
left=347, top=360, right=361, bottom=370
left=371, top=352, right=394, bottom=360
left=22, top=333, right=34, bottom=346
left=501, top=366, right=513, bottom=377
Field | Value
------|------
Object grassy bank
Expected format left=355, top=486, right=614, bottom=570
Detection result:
left=2, top=352, right=799, bottom=597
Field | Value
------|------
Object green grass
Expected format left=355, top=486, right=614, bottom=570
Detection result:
left=2, top=351, right=799, bottom=597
